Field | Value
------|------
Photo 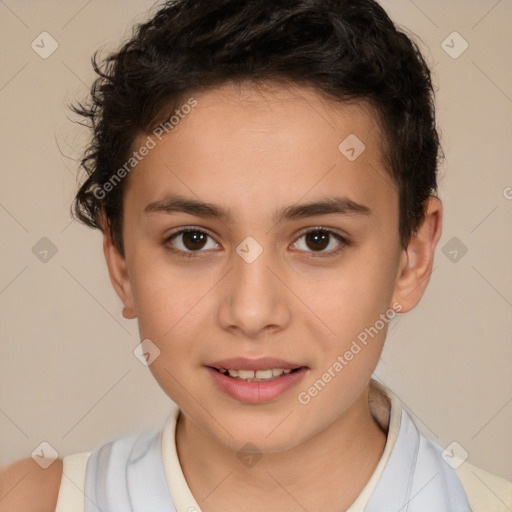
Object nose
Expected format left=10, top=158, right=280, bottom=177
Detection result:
left=216, top=244, right=292, bottom=339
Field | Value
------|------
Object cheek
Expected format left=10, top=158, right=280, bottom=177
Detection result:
left=135, top=279, right=202, bottom=343
left=296, top=253, right=397, bottom=415
left=128, top=247, right=200, bottom=336
left=129, top=255, right=219, bottom=386
left=309, top=246, right=398, bottom=340
left=132, top=262, right=204, bottom=401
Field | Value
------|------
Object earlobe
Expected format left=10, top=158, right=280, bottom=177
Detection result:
left=98, top=212, right=137, bottom=319
left=392, top=197, right=443, bottom=313
left=122, top=305, right=136, bottom=319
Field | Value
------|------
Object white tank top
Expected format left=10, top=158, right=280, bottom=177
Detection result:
left=55, top=381, right=476, bottom=511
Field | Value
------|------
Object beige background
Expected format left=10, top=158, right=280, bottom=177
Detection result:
left=0, top=0, right=511, bottom=485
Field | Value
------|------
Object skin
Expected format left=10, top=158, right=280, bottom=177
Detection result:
left=101, top=81, right=442, bottom=512
left=0, top=457, right=63, bottom=511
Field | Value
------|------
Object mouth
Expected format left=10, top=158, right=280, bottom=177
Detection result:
left=208, top=366, right=306, bottom=382
left=206, top=363, right=309, bottom=403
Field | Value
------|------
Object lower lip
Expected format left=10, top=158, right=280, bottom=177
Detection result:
left=206, top=367, right=308, bottom=404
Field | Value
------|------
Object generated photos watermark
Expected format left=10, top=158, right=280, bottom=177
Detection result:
left=297, top=301, right=403, bottom=405
left=92, top=97, right=197, bottom=200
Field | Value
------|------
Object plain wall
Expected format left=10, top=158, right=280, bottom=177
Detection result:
left=1, top=0, right=511, bottom=484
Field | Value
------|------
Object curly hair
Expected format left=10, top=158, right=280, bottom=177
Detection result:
left=71, top=0, right=441, bottom=257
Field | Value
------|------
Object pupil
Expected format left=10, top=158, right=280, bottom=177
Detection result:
left=307, top=231, right=328, bottom=251
left=184, top=231, right=207, bottom=250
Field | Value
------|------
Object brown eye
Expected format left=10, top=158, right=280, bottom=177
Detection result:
left=165, top=228, right=219, bottom=255
left=304, top=230, right=330, bottom=251
left=293, top=228, right=348, bottom=257
left=181, top=230, right=208, bottom=250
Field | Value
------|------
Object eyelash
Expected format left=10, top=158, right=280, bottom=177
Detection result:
left=163, top=226, right=350, bottom=259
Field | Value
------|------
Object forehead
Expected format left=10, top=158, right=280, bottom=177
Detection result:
left=166, top=81, right=385, bottom=162
left=124, top=81, right=395, bottom=223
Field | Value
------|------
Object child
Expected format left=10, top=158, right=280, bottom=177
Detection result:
left=1, top=0, right=510, bottom=510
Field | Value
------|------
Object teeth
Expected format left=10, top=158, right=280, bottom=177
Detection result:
left=255, top=369, right=273, bottom=379
left=238, top=369, right=254, bottom=379
left=218, top=367, right=298, bottom=381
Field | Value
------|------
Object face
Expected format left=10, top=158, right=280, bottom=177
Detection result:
left=105, top=82, right=431, bottom=454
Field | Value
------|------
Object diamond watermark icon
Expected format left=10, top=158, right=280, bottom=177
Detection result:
left=236, top=236, right=263, bottom=264
left=442, top=441, right=469, bottom=469
left=237, top=442, right=262, bottom=468
left=442, top=236, right=468, bottom=263
left=338, top=134, right=365, bottom=161
left=32, top=237, right=58, bottom=263
left=31, top=441, right=59, bottom=469
left=441, top=32, right=468, bottom=59
left=31, top=32, right=59, bottom=59
left=133, top=338, right=161, bottom=366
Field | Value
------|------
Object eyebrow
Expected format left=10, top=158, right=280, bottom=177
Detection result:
left=144, top=193, right=371, bottom=224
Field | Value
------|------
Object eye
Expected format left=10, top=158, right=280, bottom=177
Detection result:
left=164, top=227, right=219, bottom=257
left=163, top=226, right=350, bottom=259
left=291, top=227, right=349, bottom=258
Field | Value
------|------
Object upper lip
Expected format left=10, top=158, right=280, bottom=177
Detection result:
left=207, top=357, right=307, bottom=371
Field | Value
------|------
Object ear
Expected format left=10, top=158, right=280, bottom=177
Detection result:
left=98, top=212, right=137, bottom=319
left=391, top=197, right=443, bottom=313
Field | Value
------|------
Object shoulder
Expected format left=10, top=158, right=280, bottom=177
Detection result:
left=0, top=456, right=63, bottom=512
left=455, top=460, right=512, bottom=512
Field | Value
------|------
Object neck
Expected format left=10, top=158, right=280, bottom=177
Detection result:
left=176, top=383, right=387, bottom=512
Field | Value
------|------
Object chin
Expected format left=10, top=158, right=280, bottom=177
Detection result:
left=211, top=413, right=308, bottom=454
